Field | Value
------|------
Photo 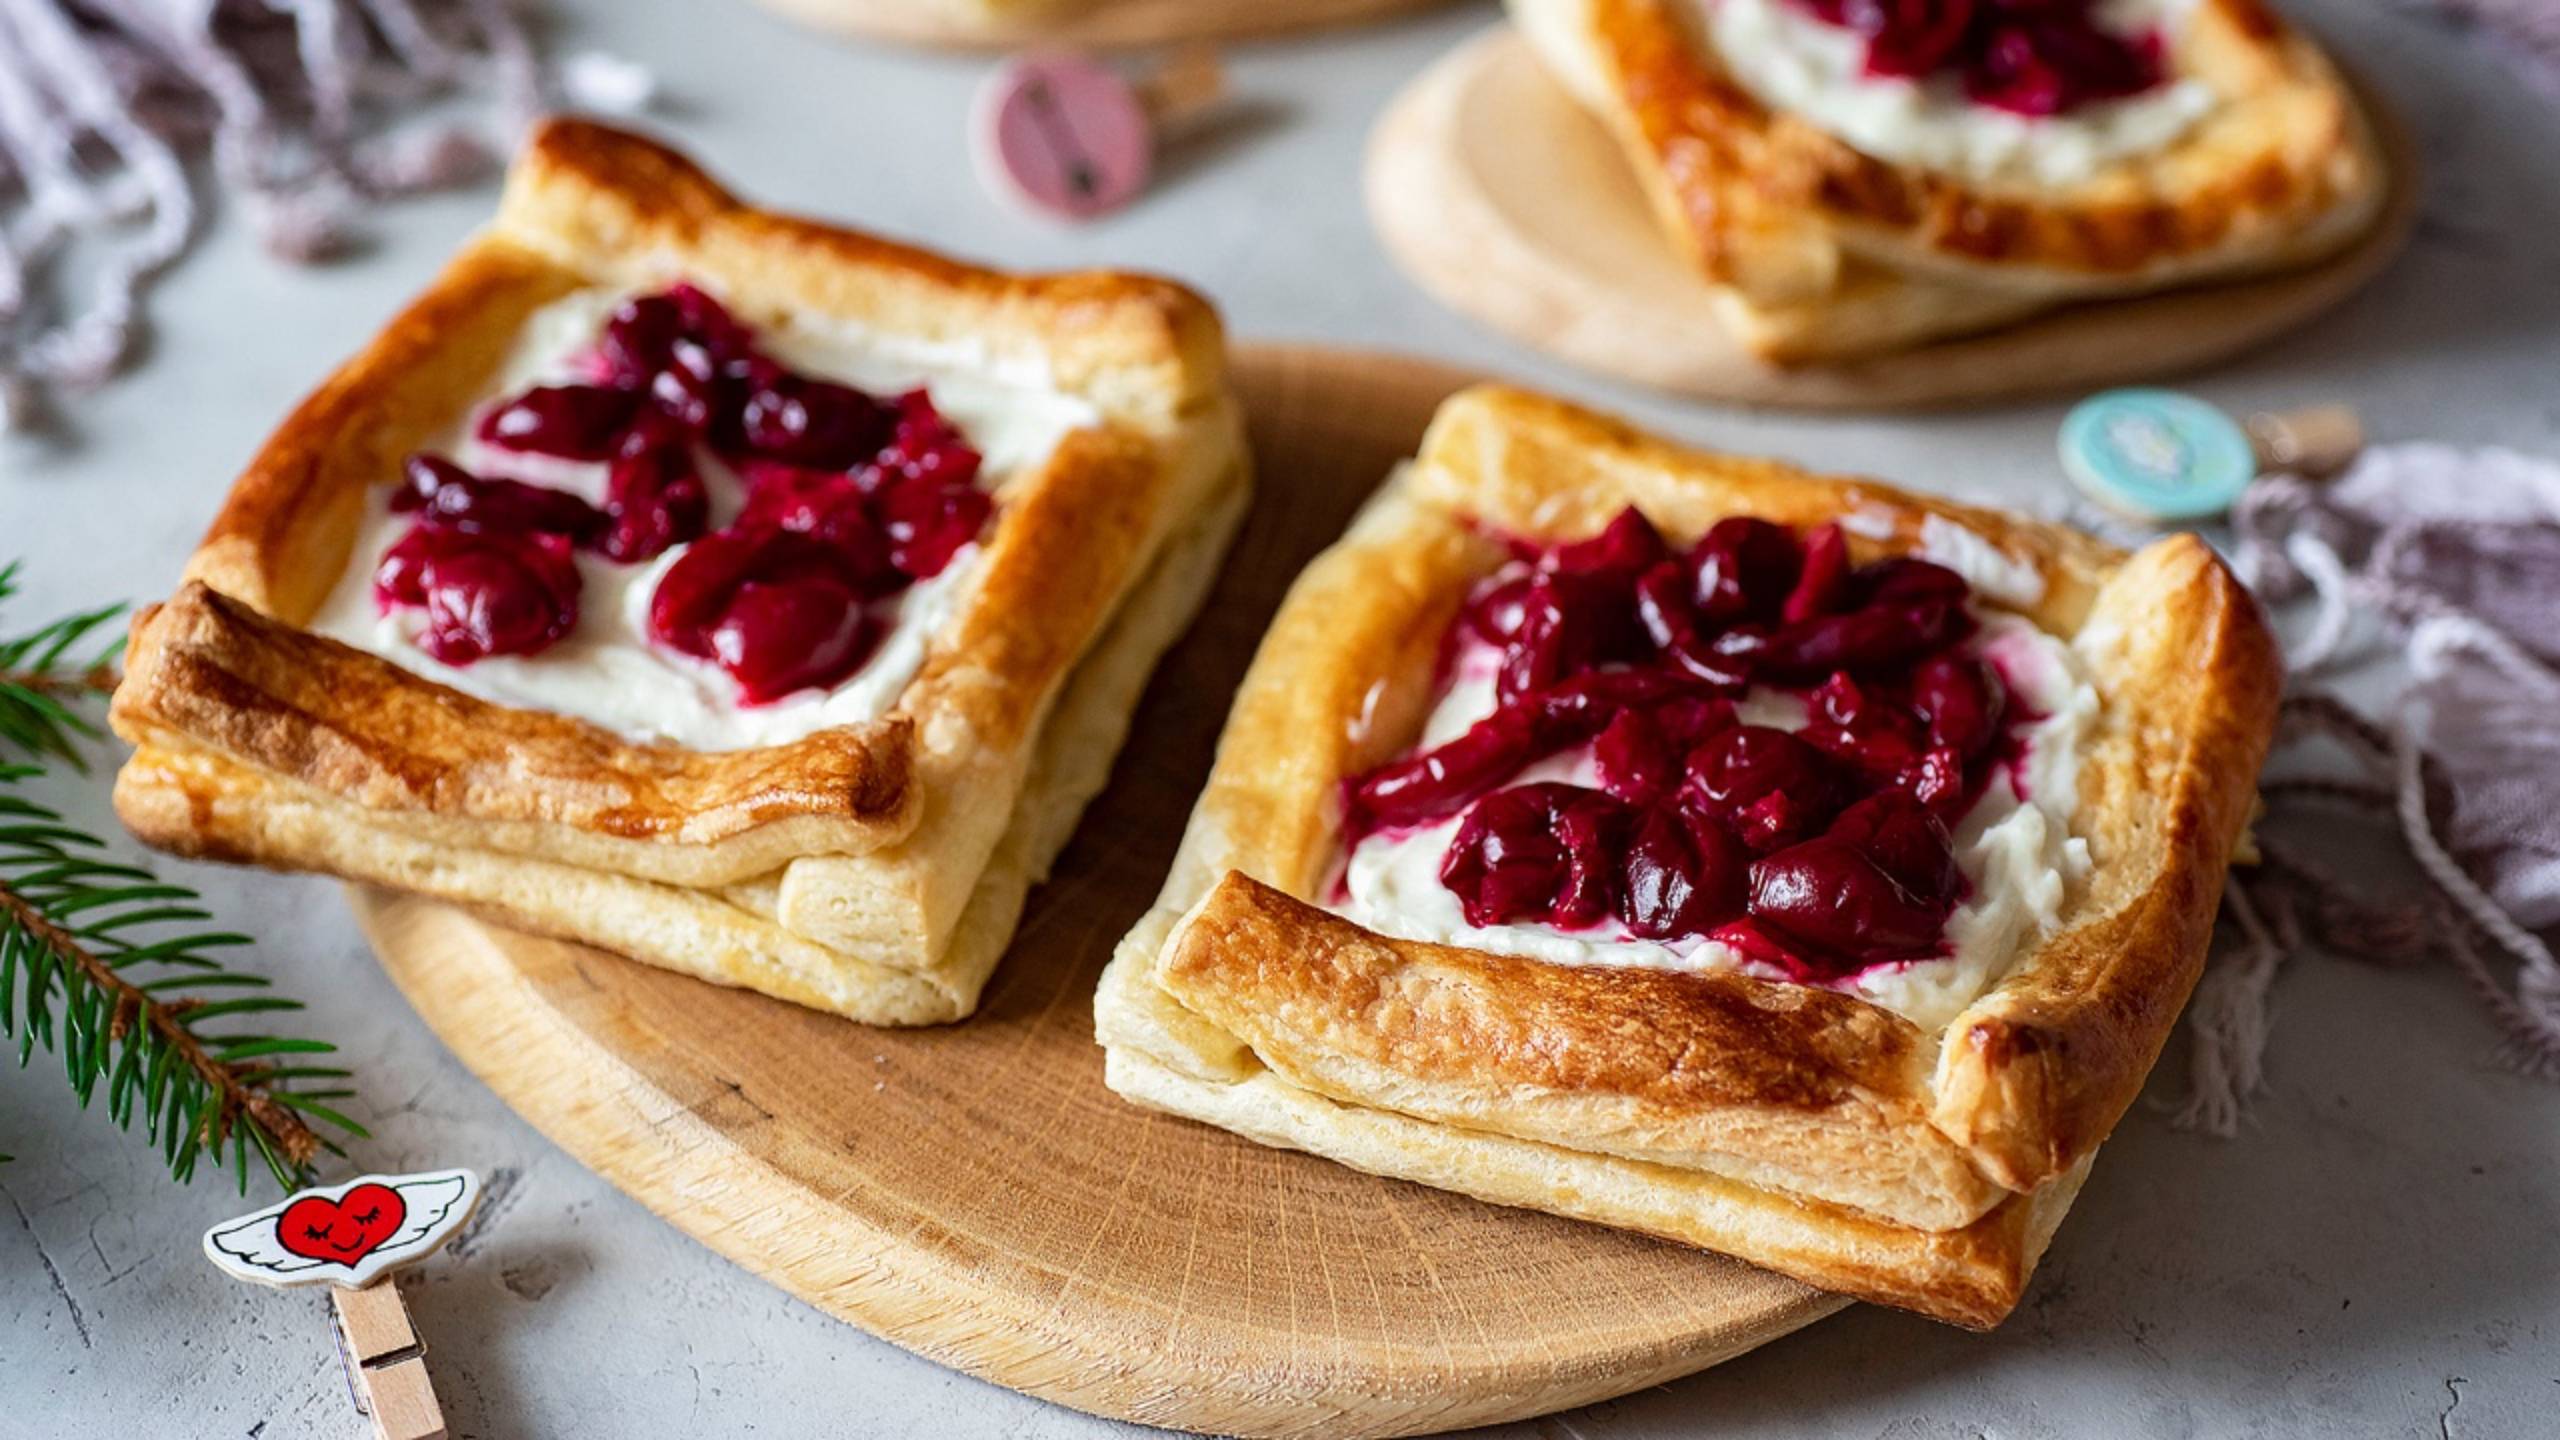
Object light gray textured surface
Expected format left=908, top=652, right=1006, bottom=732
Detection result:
left=2, top=1, right=2555, bottom=1436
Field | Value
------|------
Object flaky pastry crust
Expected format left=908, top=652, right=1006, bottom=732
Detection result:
left=111, top=119, right=1247, bottom=1023
left=1510, top=0, right=2387, bottom=358
left=1096, top=385, right=2279, bottom=1324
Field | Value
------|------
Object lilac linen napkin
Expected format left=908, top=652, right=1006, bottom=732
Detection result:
left=2171, top=446, right=2560, bottom=1133
left=0, top=1, right=652, bottom=429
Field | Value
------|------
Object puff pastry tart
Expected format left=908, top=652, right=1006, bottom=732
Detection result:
left=109, top=120, right=1248, bottom=1026
left=1097, top=385, right=2277, bottom=1325
left=1508, top=0, right=2388, bottom=359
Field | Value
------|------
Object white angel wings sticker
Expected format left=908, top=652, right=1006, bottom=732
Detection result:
left=203, top=1168, right=481, bottom=1290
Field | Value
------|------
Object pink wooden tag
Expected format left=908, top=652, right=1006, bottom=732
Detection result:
left=973, top=53, right=1153, bottom=220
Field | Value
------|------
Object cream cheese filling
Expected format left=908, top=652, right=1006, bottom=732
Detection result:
left=1334, top=609, right=2099, bottom=1031
left=310, top=287, right=1099, bottom=752
left=1697, top=0, right=2217, bottom=188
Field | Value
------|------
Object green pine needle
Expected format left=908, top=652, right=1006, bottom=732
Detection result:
left=0, top=566, right=366, bottom=1192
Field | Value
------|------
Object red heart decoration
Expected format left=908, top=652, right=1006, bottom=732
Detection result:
left=277, top=1183, right=407, bottom=1268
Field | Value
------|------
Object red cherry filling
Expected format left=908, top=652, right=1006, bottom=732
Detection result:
left=648, top=529, right=882, bottom=703
left=1440, top=784, right=1629, bottom=929
left=1344, top=506, right=2045, bottom=981
left=1747, top=837, right=1948, bottom=966
left=374, top=523, right=580, bottom=665
left=1792, top=0, right=2167, bottom=116
left=475, top=384, right=642, bottom=460
left=1619, top=807, right=1751, bottom=939
left=596, top=422, right=710, bottom=563
left=376, top=283, right=993, bottom=695
left=394, top=455, right=603, bottom=542
left=741, top=375, right=896, bottom=470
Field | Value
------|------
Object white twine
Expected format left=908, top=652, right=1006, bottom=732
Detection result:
left=2173, top=445, right=2560, bottom=1128
left=0, top=1, right=652, bottom=427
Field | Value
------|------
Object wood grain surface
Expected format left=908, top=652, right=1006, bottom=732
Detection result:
left=351, top=343, right=1846, bottom=1440
left=750, top=0, right=1455, bottom=49
left=1366, top=27, right=2419, bottom=410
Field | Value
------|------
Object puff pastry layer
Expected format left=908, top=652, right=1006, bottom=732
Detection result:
left=1509, top=0, right=2388, bottom=359
left=112, top=119, right=1248, bottom=1025
left=1096, top=385, right=2279, bottom=1325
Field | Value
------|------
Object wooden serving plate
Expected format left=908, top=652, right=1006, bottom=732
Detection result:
left=751, top=0, right=1456, bottom=49
left=1366, top=26, right=2419, bottom=409
left=352, top=343, right=1846, bottom=1440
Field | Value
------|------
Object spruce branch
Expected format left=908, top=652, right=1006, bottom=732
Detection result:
left=0, top=566, right=366, bottom=1191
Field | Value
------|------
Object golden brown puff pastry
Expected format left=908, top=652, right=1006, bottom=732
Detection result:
left=1095, top=385, right=2278, bottom=1326
left=1509, top=0, right=2387, bottom=358
left=111, top=119, right=1249, bottom=1025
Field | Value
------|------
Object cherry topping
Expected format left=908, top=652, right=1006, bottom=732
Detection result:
left=1965, top=8, right=2163, bottom=117
left=374, top=523, right=580, bottom=665
left=393, top=455, right=603, bottom=542
left=1909, top=653, right=2005, bottom=759
left=876, top=472, right=994, bottom=580
left=597, top=284, right=758, bottom=390
left=1338, top=507, right=2042, bottom=982
left=597, top=426, right=710, bottom=563
left=1691, top=517, right=1804, bottom=625
left=1685, top=725, right=1842, bottom=853
left=707, top=575, right=881, bottom=704
left=870, top=389, right=987, bottom=494
left=1439, top=784, right=1629, bottom=929
left=1791, top=0, right=2166, bottom=117
left=1619, top=807, right=1751, bottom=939
left=741, top=376, right=896, bottom=470
left=1347, top=707, right=1540, bottom=834
left=1826, top=790, right=1960, bottom=901
left=1781, top=523, right=1853, bottom=624
left=1747, top=837, right=1949, bottom=964
left=734, top=463, right=903, bottom=593
left=475, top=384, right=642, bottom=461
left=647, top=528, right=882, bottom=703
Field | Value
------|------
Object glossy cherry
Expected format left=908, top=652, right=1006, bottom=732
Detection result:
left=1966, top=8, right=2161, bottom=116
left=1909, top=653, right=2006, bottom=758
left=474, top=384, right=642, bottom=461
left=596, top=428, right=710, bottom=563
left=869, top=390, right=986, bottom=494
left=1690, top=517, right=1803, bottom=625
left=1618, top=807, right=1751, bottom=939
left=1684, top=724, right=1842, bottom=852
left=1780, top=523, right=1853, bottom=623
left=393, top=455, right=602, bottom=542
left=648, top=528, right=882, bottom=701
left=706, top=575, right=881, bottom=704
left=740, top=375, right=895, bottom=470
left=1337, top=505, right=2035, bottom=974
left=1825, top=790, right=1959, bottom=901
left=1439, top=784, right=1629, bottom=929
left=1346, top=707, right=1540, bottom=834
left=876, top=472, right=993, bottom=580
left=1791, top=0, right=2163, bottom=116
left=1748, top=836, right=1950, bottom=962
left=374, top=522, right=580, bottom=665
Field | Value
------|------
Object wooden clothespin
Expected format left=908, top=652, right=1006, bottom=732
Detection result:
left=972, top=47, right=1231, bottom=220
left=204, top=1169, right=482, bottom=1440
left=2060, top=388, right=2368, bottom=523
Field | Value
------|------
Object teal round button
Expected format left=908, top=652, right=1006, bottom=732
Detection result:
left=2059, top=388, right=2257, bottom=521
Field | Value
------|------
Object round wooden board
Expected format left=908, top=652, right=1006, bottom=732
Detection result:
left=351, top=342, right=1847, bottom=1440
left=751, top=0, right=1455, bottom=50
left=1366, top=26, right=2419, bottom=410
